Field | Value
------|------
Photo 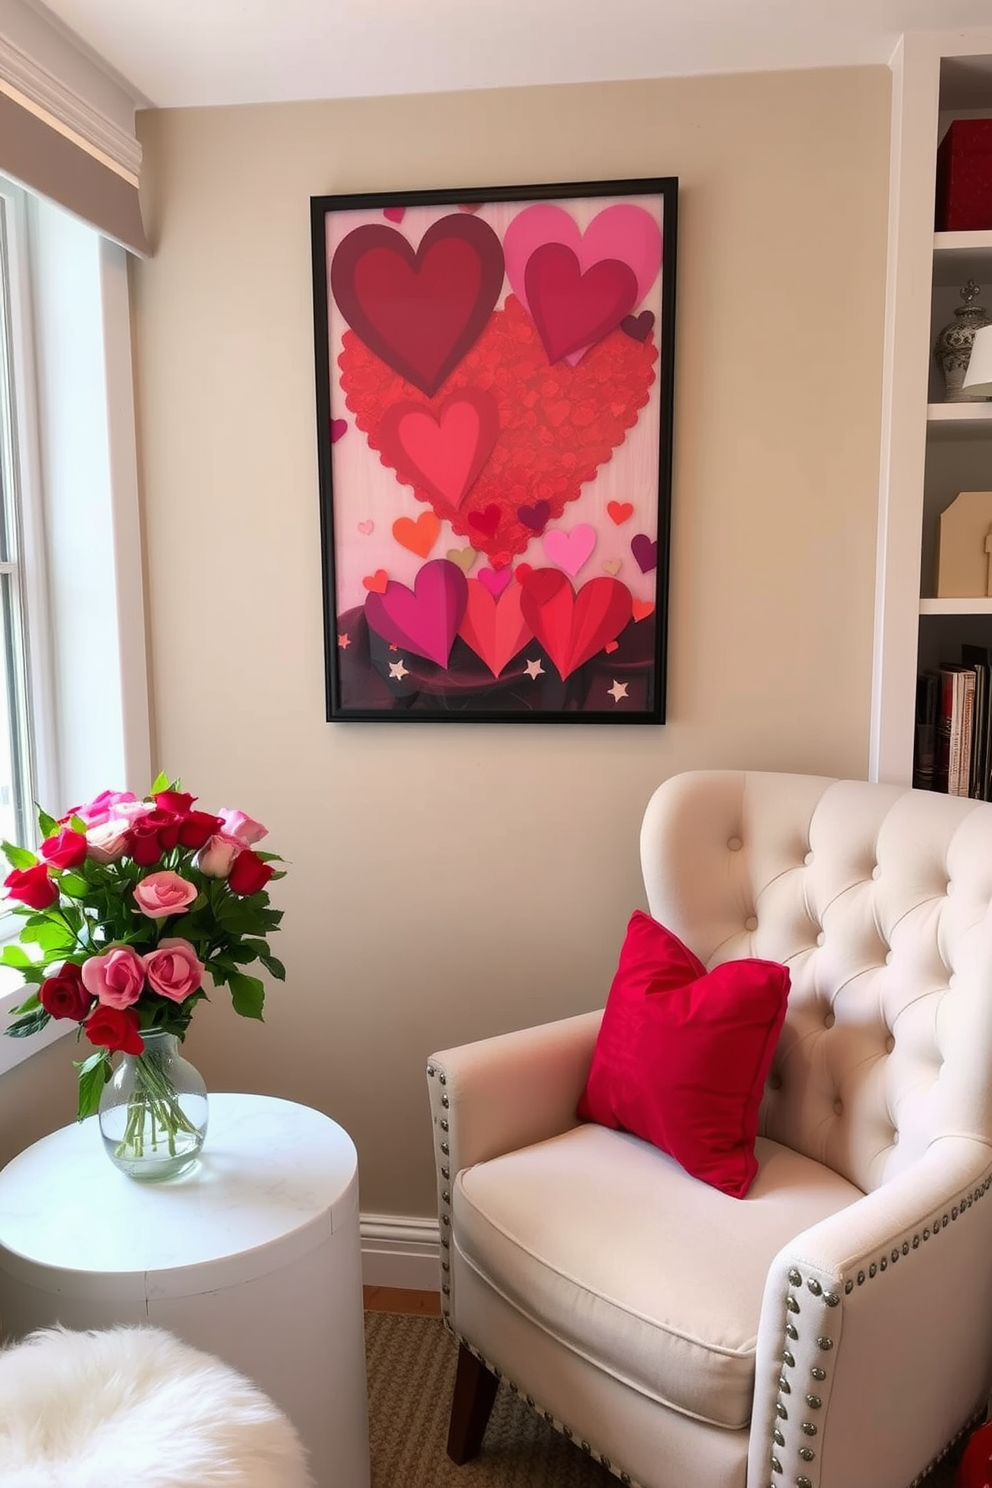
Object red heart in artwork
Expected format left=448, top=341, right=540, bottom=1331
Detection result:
left=518, top=569, right=632, bottom=681
left=340, top=296, right=657, bottom=564
left=525, top=244, right=638, bottom=364
left=378, top=391, right=499, bottom=511
left=330, top=215, right=505, bottom=397
left=621, top=311, right=655, bottom=342
left=458, top=579, right=532, bottom=678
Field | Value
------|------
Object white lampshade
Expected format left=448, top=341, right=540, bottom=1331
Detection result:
left=963, top=322, right=992, bottom=397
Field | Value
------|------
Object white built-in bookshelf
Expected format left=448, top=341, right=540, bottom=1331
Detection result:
left=872, top=33, right=992, bottom=783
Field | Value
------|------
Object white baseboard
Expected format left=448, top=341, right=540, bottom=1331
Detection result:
left=360, top=1213, right=440, bottom=1291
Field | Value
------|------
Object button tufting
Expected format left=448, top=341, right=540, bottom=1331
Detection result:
left=816, top=932, right=825, bottom=947
left=949, top=974, right=958, bottom=988
left=885, top=1036, right=895, bottom=1053
left=728, top=836, right=742, bottom=851
left=823, top=1012, right=835, bottom=1029
left=833, top=1100, right=843, bottom=1116
left=871, top=865, right=881, bottom=880
left=769, top=1073, right=783, bottom=1090
left=745, top=915, right=758, bottom=931
left=804, top=851, right=814, bottom=866
left=892, top=1131, right=899, bottom=1145
left=884, top=951, right=893, bottom=965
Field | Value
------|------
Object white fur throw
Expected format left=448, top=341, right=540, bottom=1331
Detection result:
left=0, top=1323, right=314, bottom=1488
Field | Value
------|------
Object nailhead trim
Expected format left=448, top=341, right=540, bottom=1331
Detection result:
left=771, top=1173, right=992, bottom=1488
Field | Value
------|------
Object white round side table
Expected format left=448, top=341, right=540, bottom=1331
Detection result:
left=0, top=1092, right=370, bottom=1488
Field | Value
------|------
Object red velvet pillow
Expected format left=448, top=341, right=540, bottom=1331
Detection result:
left=577, top=911, right=791, bottom=1198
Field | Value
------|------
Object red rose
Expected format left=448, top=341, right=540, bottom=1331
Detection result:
left=39, top=962, right=92, bottom=1021
left=228, top=850, right=274, bottom=896
left=154, top=790, right=196, bottom=816
left=40, top=827, right=88, bottom=871
left=84, top=1005, right=143, bottom=1055
left=4, top=863, right=58, bottom=909
left=128, top=809, right=182, bottom=866
left=177, top=810, right=223, bottom=850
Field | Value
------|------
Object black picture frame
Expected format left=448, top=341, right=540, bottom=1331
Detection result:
left=310, top=176, right=677, bottom=722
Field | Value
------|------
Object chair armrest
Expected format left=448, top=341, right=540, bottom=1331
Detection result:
left=749, top=1136, right=992, bottom=1488
left=427, top=1009, right=602, bottom=1177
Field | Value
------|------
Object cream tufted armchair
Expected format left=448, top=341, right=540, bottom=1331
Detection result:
left=427, top=770, right=992, bottom=1488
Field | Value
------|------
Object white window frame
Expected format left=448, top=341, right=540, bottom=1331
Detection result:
left=0, top=179, right=150, bottom=1075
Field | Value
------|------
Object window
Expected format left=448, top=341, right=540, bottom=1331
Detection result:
left=0, top=179, right=150, bottom=1075
left=0, top=176, right=49, bottom=859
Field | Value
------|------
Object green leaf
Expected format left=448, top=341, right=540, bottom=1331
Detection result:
left=259, top=953, right=286, bottom=981
left=222, top=943, right=260, bottom=965
left=75, top=1050, right=110, bottom=1121
left=0, top=943, right=33, bottom=967
left=19, top=920, right=73, bottom=951
left=68, top=814, right=88, bottom=834
left=149, top=771, right=170, bottom=794
left=1, top=841, right=38, bottom=870
left=36, top=806, right=59, bottom=837
left=6, top=1007, right=51, bottom=1037
left=56, top=872, right=90, bottom=897
left=10, top=989, right=41, bottom=1014
left=228, top=971, right=265, bottom=1021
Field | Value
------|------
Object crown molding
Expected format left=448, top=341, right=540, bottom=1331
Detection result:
left=0, top=29, right=140, bottom=181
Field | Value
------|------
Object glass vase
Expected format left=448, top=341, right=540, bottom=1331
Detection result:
left=98, top=1028, right=208, bottom=1181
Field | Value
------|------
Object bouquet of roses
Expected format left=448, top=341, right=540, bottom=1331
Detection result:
left=1, top=773, right=285, bottom=1123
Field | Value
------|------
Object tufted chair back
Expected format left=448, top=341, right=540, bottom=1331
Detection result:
left=639, top=770, right=992, bottom=1193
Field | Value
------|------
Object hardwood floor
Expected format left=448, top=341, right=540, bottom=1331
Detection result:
left=363, top=1286, right=441, bottom=1316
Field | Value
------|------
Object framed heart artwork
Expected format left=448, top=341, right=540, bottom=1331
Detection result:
left=310, top=176, right=678, bottom=722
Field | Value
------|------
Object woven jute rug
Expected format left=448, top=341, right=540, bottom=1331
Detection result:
left=364, top=1311, right=965, bottom=1488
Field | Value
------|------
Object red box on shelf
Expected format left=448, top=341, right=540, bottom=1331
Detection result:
left=935, top=119, right=992, bottom=231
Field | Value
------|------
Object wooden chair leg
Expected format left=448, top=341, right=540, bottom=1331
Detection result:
left=446, top=1342, right=500, bottom=1465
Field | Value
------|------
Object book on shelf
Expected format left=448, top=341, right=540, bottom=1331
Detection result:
left=934, top=663, right=975, bottom=797
left=961, top=644, right=992, bottom=799
left=923, top=656, right=984, bottom=797
left=913, top=670, right=940, bottom=790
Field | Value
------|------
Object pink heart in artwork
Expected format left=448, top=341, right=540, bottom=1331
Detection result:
left=364, top=558, right=468, bottom=668
left=543, top=523, right=596, bottom=578
left=383, top=207, right=406, bottom=223
left=377, top=390, right=499, bottom=512
left=504, top=203, right=662, bottom=364
left=478, top=566, right=512, bottom=598
left=458, top=579, right=532, bottom=677
left=358, top=519, right=374, bottom=535
left=631, top=534, right=658, bottom=574
left=331, top=418, right=348, bottom=444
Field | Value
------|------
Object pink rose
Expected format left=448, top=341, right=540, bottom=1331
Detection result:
left=82, top=945, right=145, bottom=1008
left=142, top=938, right=204, bottom=1002
left=86, top=818, right=132, bottom=863
left=133, top=870, right=198, bottom=919
left=67, top=789, right=139, bottom=829
left=218, top=808, right=268, bottom=846
left=195, top=833, right=242, bottom=878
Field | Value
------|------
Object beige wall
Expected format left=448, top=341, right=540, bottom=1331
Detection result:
left=121, top=67, right=890, bottom=1218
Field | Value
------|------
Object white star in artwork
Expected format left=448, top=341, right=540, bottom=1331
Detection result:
left=388, top=659, right=409, bottom=680
left=608, top=679, right=629, bottom=703
left=524, top=658, right=544, bottom=680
